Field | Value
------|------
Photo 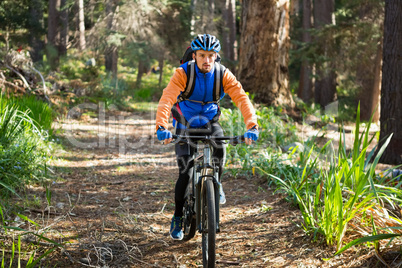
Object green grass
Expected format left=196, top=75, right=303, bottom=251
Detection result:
left=0, top=96, right=58, bottom=266
left=0, top=203, right=62, bottom=267
left=222, top=102, right=401, bottom=255
left=220, top=105, right=299, bottom=177
left=0, top=97, right=51, bottom=198
left=260, top=104, right=401, bottom=254
left=1, top=95, right=54, bottom=135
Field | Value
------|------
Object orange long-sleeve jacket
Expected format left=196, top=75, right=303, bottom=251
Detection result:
left=155, top=66, right=258, bottom=132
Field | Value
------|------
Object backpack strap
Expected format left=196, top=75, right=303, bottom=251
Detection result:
left=213, top=62, right=226, bottom=102
left=178, top=61, right=226, bottom=104
left=178, top=61, right=196, bottom=102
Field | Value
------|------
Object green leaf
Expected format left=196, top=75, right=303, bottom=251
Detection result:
left=325, top=233, right=402, bottom=259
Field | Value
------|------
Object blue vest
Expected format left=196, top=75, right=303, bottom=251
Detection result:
left=174, top=62, right=225, bottom=128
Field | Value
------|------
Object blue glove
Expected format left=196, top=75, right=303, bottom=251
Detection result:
left=157, top=126, right=172, bottom=141
left=244, top=125, right=259, bottom=141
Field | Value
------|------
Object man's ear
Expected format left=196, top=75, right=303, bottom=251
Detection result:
left=192, top=52, right=196, bottom=60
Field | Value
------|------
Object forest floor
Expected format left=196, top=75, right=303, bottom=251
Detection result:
left=22, top=108, right=397, bottom=267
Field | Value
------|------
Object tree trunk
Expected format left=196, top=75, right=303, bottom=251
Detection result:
left=297, top=0, right=313, bottom=103
left=104, top=0, right=118, bottom=79
left=228, top=0, right=237, bottom=61
left=105, top=46, right=118, bottom=79
left=370, top=40, right=382, bottom=123
left=28, top=0, right=44, bottom=62
left=136, top=59, right=148, bottom=89
left=47, top=0, right=61, bottom=70
left=222, top=0, right=236, bottom=67
left=378, top=0, right=402, bottom=165
left=357, top=38, right=382, bottom=122
left=238, top=0, right=294, bottom=107
left=290, top=0, right=300, bottom=16
left=356, top=4, right=381, bottom=122
left=313, top=0, right=336, bottom=108
left=77, top=0, right=86, bottom=50
left=59, top=0, right=69, bottom=56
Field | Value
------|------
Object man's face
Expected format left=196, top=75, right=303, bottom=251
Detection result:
left=193, top=50, right=217, bottom=73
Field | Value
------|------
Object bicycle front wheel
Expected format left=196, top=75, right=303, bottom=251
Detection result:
left=201, top=179, right=216, bottom=268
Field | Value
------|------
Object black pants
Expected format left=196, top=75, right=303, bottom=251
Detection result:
left=174, top=122, right=226, bottom=217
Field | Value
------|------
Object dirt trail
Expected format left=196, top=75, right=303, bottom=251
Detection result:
left=38, top=110, right=380, bottom=267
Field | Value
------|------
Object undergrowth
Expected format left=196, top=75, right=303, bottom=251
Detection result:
left=222, top=101, right=402, bottom=257
left=0, top=95, right=52, bottom=200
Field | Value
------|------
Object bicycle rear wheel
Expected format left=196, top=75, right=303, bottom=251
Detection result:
left=201, top=179, right=216, bottom=268
left=183, top=186, right=196, bottom=241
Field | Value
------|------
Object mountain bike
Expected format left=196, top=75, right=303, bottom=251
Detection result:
left=172, top=134, right=244, bottom=268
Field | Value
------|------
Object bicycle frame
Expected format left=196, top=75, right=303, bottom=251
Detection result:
left=173, top=134, right=243, bottom=267
left=174, top=135, right=243, bottom=235
left=193, top=140, right=221, bottom=233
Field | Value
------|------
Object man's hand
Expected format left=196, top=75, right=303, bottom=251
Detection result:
left=157, top=126, right=173, bottom=144
left=244, top=126, right=259, bottom=145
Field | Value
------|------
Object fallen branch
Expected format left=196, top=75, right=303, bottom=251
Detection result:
left=3, top=63, right=31, bottom=91
left=0, top=77, right=25, bottom=92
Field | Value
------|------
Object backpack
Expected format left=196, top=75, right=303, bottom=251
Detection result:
left=178, top=46, right=225, bottom=104
left=171, top=47, right=226, bottom=127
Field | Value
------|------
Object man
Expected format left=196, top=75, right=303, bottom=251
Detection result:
left=155, top=34, right=259, bottom=240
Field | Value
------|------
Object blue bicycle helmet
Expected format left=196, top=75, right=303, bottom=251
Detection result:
left=191, top=34, right=221, bottom=53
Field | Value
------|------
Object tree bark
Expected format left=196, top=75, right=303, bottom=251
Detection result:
left=289, top=0, right=300, bottom=16
left=228, top=0, right=237, bottom=61
left=297, top=0, right=313, bottom=103
left=357, top=38, right=382, bottom=122
left=59, top=0, right=69, bottom=56
left=370, top=40, right=382, bottom=123
left=28, top=0, right=44, bottom=62
left=222, top=0, right=236, bottom=67
left=356, top=4, right=382, bottom=122
left=379, top=0, right=402, bottom=165
left=238, top=0, right=294, bottom=107
left=313, top=0, right=336, bottom=108
left=136, top=59, right=148, bottom=89
left=77, top=0, right=86, bottom=50
left=104, top=0, right=118, bottom=79
left=47, top=0, right=61, bottom=70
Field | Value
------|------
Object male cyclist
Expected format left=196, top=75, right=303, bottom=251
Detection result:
left=155, top=34, right=259, bottom=240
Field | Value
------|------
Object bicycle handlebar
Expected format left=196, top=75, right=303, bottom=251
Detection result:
left=172, top=134, right=245, bottom=145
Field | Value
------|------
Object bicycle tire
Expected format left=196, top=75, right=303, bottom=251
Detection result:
left=183, top=191, right=196, bottom=241
left=202, top=179, right=216, bottom=268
